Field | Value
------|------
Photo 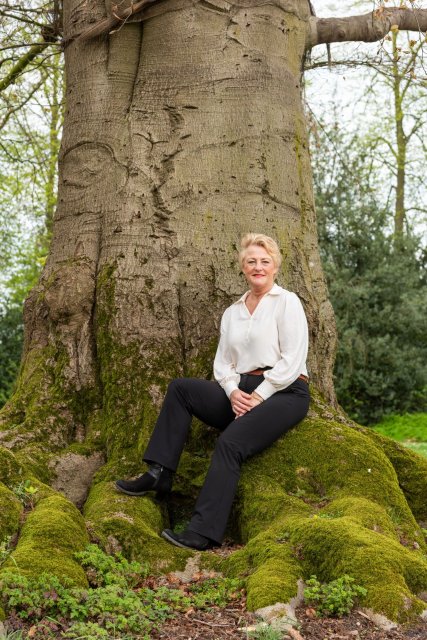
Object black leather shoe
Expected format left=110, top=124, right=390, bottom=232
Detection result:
left=161, top=528, right=215, bottom=551
left=115, top=463, right=173, bottom=499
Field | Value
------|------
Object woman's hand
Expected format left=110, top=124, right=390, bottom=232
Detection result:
left=230, top=389, right=262, bottom=417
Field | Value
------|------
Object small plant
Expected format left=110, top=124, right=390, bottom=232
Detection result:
left=248, top=623, right=283, bottom=640
left=304, top=574, right=367, bottom=618
left=0, top=630, right=25, bottom=640
left=0, top=544, right=244, bottom=639
left=0, top=537, right=13, bottom=567
left=74, top=543, right=147, bottom=588
left=12, top=480, right=38, bottom=508
left=187, top=576, right=242, bottom=608
left=316, top=510, right=343, bottom=519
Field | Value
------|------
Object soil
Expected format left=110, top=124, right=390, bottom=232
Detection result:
left=150, top=540, right=427, bottom=640
left=151, top=605, right=427, bottom=640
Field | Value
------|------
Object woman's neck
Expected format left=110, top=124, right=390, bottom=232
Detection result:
left=248, top=284, right=274, bottom=300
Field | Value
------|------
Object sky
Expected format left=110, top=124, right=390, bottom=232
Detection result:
left=305, top=1, right=427, bottom=234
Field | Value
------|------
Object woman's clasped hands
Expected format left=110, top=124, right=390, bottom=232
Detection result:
left=230, top=389, right=262, bottom=418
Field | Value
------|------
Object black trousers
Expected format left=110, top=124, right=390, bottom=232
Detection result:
left=144, top=375, right=310, bottom=543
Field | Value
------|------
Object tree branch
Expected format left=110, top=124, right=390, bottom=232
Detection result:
left=0, top=12, right=61, bottom=94
left=73, top=0, right=159, bottom=44
left=0, top=42, right=49, bottom=93
left=307, top=8, right=427, bottom=49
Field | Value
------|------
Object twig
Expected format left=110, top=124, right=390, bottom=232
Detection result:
left=191, top=618, right=230, bottom=627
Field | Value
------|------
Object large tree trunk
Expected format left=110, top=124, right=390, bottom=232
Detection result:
left=1, top=0, right=427, bottom=624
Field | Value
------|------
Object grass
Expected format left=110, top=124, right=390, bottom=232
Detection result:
left=372, top=413, right=427, bottom=459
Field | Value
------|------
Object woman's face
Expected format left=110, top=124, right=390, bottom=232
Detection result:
left=242, top=245, right=277, bottom=291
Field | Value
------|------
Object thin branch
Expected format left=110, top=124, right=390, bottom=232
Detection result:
left=370, top=135, right=398, bottom=160
left=0, top=78, right=45, bottom=130
left=0, top=42, right=49, bottom=92
left=0, top=10, right=47, bottom=28
left=406, top=117, right=426, bottom=143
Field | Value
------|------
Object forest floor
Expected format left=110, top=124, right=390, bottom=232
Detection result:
left=148, top=543, right=427, bottom=640
left=151, top=605, right=427, bottom=640
left=0, top=543, right=427, bottom=640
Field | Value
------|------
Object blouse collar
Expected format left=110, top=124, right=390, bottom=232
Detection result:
left=234, top=282, right=282, bottom=304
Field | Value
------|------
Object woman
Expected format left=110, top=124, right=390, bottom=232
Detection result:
left=116, top=233, right=310, bottom=551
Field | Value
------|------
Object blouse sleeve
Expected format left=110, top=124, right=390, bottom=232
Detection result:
left=213, top=310, right=241, bottom=398
left=254, top=292, right=308, bottom=400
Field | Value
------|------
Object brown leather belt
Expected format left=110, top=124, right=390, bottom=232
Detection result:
left=244, top=369, right=309, bottom=384
left=244, top=368, right=271, bottom=375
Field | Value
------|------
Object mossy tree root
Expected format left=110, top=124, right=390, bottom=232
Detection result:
left=0, top=493, right=90, bottom=586
left=0, top=484, right=22, bottom=543
left=223, top=414, right=427, bottom=622
left=83, top=480, right=190, bottom=572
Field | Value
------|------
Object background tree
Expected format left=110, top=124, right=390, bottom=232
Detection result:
left=306, top=1, right=427, bottom=241
left=1, top=0, right=427, bottom=624
left=0, top=2, right=63, bottom=405
left=311, top=119, right=427, bottom=424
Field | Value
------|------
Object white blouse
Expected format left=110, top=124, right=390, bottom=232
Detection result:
left=213, top=283, right=309, bottom=400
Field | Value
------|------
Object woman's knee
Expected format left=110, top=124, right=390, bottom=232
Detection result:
left=167, top=377, right=189, bottom=394
left=215, top=432, right=245, bottom=465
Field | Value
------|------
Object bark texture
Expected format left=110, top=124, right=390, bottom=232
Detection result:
left=1, top=0, right=427, bottom=624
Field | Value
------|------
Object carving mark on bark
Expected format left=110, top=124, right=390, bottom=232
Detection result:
left=149, top=104, right=185, bottom=237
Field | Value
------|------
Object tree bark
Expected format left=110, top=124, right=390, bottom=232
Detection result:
left=1, top=0, right=427, bottom=624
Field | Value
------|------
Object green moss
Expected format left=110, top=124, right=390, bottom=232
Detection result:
left=246, top=525, right=303, bottom=608
left=0, top=604, right=5, bottom=621
left=66, top=442, right=104, bottom=457
left=14, top=445, right=52, bottom=483
left=363, top=428, right=427, bottom=521
left=84, top=481, right=189, bottom=573
left=23, top=477, right=57, bottom=503
left=0, top=483, right=22, bottom=540
left=223, top=525, right=303, bottom=610
left=1, top=494, right=89, bottom=586
left=245, top=547, right=301, bottom=610
left=291, top=515, right=427, bottom=621
left=222, top=412, right=427, bottom=621
left=237, top=476, right=311, bottom=542
left=0, top=447, right=24, bottom=487
left=175, top=451, right=210, bottom=493
left=317, top=497, right=400, bottom=540
left=95, top=264, right=185, bottom=472
left=0, top=342, right=98, bottom=459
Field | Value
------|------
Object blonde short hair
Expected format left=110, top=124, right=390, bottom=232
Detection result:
left=239, top=233, right=282, bottom=269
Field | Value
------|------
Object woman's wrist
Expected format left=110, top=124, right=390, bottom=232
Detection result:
left=251, top=391, right=264, bottom=403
